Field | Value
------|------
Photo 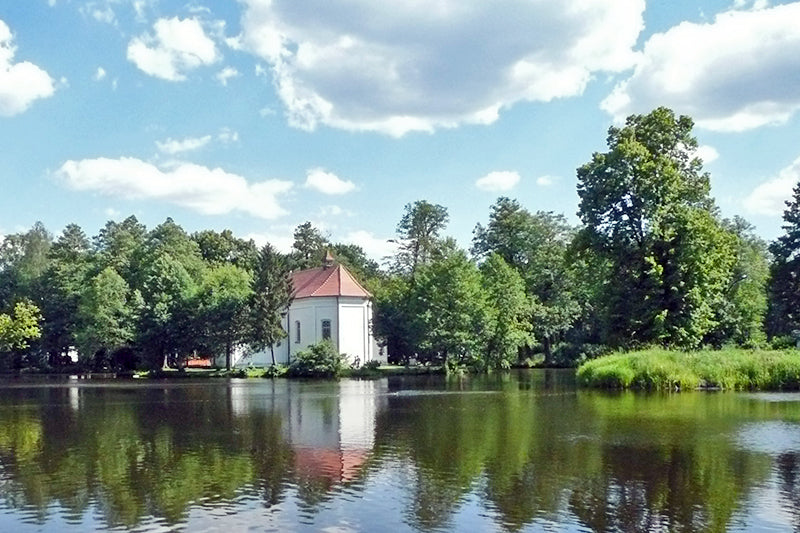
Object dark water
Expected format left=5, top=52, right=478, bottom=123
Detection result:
left=1, top=371, right=800, bottom=532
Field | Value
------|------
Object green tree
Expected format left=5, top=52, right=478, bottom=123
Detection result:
left=291, top=222, right=329, bottom=270
left=768, top=181, right=800, bottom=338
left=473, top=198, right=579, bottom=364
left=195, top=264, right=253, bottom=370
left=408, top=249, right=489, bottom=368
left=193, top=229, right=258, bottom=271
left=0, top=300, right=42, bottom=353
left=576, top=107, right=736, bottom=348
left=394, top=200, right=449, bottom=275
left=75, top=267, right=140, bottom=366
left=0, top=222, right=52, bottom=308
left=40, top=224, right=93, bottom=363
left=93, top=216, right=147, bottom=283
left=480, top=253, right=532, bottom=368
left=248, top=244, right=293, bottom=365
left=137, top=253, right=197, bottom=369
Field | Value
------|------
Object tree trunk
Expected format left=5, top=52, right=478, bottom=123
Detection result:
left=225, top=341, right=231, bottom=370
left=270, top=345, right=276, bottom=366
left=542, top=336, right=552, bottom=367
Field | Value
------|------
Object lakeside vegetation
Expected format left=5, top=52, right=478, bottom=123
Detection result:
left=578, top=348, right=800, bottom=391
left=1, top=107, right=800, bottom=377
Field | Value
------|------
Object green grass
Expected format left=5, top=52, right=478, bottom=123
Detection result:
left=576, top=348, right=800, bottom=391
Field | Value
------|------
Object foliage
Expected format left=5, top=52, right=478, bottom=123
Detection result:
left=248, top=244, right=292, bottom=365
left=767, top=180, right=800, bottom=337
left=0, top=300, right=42, bottom=353
left=393, top=200, right=449, bottom=275
left=287, top=340, right=345, bottom=377
left=480, top=253, right=532, bottom=368
left=576, top=107, right=737, bottom=349
left=406, top=249, right=490, bottom=366
left=577, top=348, right=800, bottom=390
left=290, top=221, right=329, bottom=270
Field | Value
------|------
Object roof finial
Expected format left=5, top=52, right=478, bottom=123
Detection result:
left=323, top=249, right=335, bottom=268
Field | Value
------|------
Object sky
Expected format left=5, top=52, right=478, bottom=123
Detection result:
left=1, top=0, right=800, bottom=261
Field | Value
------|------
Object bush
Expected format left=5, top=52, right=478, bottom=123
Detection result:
left=362, top=359, right=381, bottom=370
left=288, top=341, right=345, bottom=378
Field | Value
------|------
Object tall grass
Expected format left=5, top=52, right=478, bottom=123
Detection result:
left=576, top=348, right=800, bottom=391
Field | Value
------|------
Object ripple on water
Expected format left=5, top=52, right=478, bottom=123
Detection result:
left=735, top=421, right=800, bottom=454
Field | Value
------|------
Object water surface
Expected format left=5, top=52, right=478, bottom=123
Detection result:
left=1, top=371, right=799, bottom=531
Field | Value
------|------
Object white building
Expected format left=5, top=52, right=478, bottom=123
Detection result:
left=232, top=255, right=384, bottom=367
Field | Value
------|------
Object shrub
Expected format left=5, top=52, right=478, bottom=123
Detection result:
left=362, top=359, right=381, bottom=370
left=288, top=341, right=345, bottom=378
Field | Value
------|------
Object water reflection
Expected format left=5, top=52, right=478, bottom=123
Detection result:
left=1, top=373, right=800, bottom=531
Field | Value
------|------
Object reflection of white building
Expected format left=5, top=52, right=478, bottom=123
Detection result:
left=231, top=254, right=384, bottom=368
left=288, top=379, right=387, bottom=482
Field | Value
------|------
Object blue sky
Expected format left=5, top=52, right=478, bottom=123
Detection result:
left=1, top=0, right=799, bottom=260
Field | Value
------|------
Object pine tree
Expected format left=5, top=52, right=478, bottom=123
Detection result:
left=767, top=181, right=800, bottom=338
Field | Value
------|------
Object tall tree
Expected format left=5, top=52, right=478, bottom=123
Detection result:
left=291, top=222, right=329, bottom=270
left=75, top=267, right=140, bottom=368
left=480, top=253, right=532, bottom=369
left=473, top=198, right=579, bottom=364
left=40, top=224, right=92, bottom=363
left=576, top=107, right=736, bottom=348
left=93, top=216, right=147, bottom=283
left=248, top=244, right=293, bottom=365
left=767, top=181, right=800, bottom=338
left=0, top=222, right=52, bottom=308
left=193, top=229, right=258, bottom=272
left=0, top=301, right=42, bottom=353
left=394, top=201, right=449, bottom=275
left=195, top=264, right=253, bottom=370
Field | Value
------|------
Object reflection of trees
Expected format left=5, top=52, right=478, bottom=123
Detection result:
left=0, top=385, right=294, bottom=528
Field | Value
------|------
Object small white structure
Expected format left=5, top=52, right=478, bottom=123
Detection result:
left=232, top=254, right=384, bottom=367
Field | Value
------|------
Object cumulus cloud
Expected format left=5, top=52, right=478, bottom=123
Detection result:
left=216, top=66, right=239, bottom=85
left=304, top=168, right=356, bottom=195
left=246, top=230, right=294, bottom=253
left=475, top=171, right=520, bottom=192
left=602, top=3, right=800, bottom=132
left=536, top=175, right=556, bottom=187
left=93, top=67, right=107, bottom=81
left=156, top=135, right=212, bottom=154
left=56, top=157, right=293, bottom=219
left=238, top=0, right=643, bottom=136
left=127, top=17, right=219, bottom=81
left=342, top=230, right=397, bottom=261
left=695, top=145, right=719, bottom=164
left=0, top=19, right=56, bottom=116
left=743, top=156, right=800, bottom=216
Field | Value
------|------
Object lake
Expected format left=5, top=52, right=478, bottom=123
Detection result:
left=1, top=370, right=799, bottom=532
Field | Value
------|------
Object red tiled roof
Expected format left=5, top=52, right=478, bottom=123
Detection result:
left=290, top=264, right=372, bottom=299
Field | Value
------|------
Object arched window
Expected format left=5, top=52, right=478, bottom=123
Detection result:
left=295, top=321, right=301, bottom=343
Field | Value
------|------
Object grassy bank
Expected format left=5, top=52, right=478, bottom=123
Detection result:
left=577, top=348, right=800, bottom=391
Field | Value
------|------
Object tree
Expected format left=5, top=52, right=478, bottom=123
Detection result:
left=0, top=222, right=52, bottom=308
left=93, top=216, right=147, bottom=283
left=248, top=244, right=292, bottom=365
left=193, top=229, right=258, bottom=272
left=768, top=181, right=800, bottom=338
left=407, top=249, right=490, bottom=368
left=75, top=267, right=140, bottom=367
left=473, top=198, right=579, bottom=364
left=195, top=264, right=253, bottom=370
left=576, top=107, right=736, bottom=348
left=291, top=222, right=329, bottom=270
left=0, top=301, right=42, bottom=353
left=40, top=224, right=92, bottom=363
left=394, top=201, right=449, bottom=275
left=480, top=253, right=532, bottom=369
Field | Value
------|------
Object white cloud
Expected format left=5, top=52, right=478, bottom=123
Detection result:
left=104, top=207, right=120, bottom=218
left=733, top=0, right=769, bottom=10
left=0, top=19, right=56, bottom=116
left=342, top=230, right=397, bottom=261
left=56, top=157, right=293, bottom=219
left=696, top=145, right=719, bottom=164
left=602, top=4, right=800, bottom=132
left=743, top=156, right=800, bottom=216
left=217, top=127, right=238, bottom=143
left=318, top=205, right=352, bottom=217
left=239, top=0, right=644, bottom=136
left=475, top=171, right=520, bottom=192
left=216, top=66, right=239, bottom=85
left=93, top=67, right=106, bottom=81
left=127, top=17, right=219, bottom=81
left=304, top=168, right=356, bottom=195
left=245, top=231, right=294, bottom=253
left=536, top=175, right=556, bottom=187
left=156, top=135, right=212, bottom=154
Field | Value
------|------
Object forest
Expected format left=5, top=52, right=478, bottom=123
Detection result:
left=1, top=107, right=799, bottom=372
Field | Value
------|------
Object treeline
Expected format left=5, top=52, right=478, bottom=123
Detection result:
left=2, top=107, right=799, bottom=371
left=0, top=218, right=379, bottom=371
